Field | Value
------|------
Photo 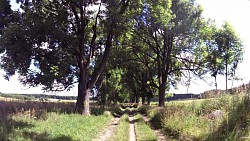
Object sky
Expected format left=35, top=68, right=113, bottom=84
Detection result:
left=1, top=0, right=250, bottom=96
left=174, top=0, right=250, bottom=94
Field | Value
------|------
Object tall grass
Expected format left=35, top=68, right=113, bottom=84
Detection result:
left=0, top=99, right=113, bottom=141
left=140, top=93, right=250, bottom=141
left=0, top=112, right=112, bottom=141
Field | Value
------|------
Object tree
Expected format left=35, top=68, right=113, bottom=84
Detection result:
left=200, top=20, right=224, bottom=89
left=214, top=22, right=243, bottom=90
left=202, top=21, right=243, bottom=90
left=133, top=0, right=204, bottom=106
left=0, top=0, right=12, bottom=34
left=0, top=0, right=131, bottom=115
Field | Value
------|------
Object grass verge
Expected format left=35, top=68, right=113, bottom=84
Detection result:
left=0, top=112, right=112, bottom=141
left=140, top=93, right=250, bottom=141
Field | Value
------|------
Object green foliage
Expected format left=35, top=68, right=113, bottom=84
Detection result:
left=131, top=0, right=205, bottom=105
left=0, top=0, right=136, bottom=114
left=0, top=0, right=244, bottom=110
left=204, top=21, right=244, bottom=89
left=0, top=0, right=13, bottom=35
left=138, top=105, right=152, bottom=115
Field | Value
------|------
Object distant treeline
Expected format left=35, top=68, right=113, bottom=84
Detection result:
left=0, top=93, right=77, bottom=101
left=151, top=82, right=250, bottom=102
left=149, top=93, right=199, bottom=102
left=167, top=93, right=200, bottom=101
left=200, top=82, right=250, bottom=99
left=1, top=82, right=249, bottom=102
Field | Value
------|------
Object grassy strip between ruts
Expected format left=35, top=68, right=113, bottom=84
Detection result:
left=107, top=114, right=130, bottom=141
left=0, top=112, right=112, bottom=141
left=134, top=114, right=157, bottom=141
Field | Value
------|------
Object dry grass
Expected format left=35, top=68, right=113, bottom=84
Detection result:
left=0, top=98, right=112, bottom=141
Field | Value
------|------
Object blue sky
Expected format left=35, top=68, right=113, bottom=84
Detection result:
left=1, top=0, right=250, bottom=95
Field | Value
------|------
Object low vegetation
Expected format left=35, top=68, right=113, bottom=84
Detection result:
left=0, top=99, right=112, bottom=141
left=134, top=114, right=157, bottom=141
left=0, top=93, right=76, bottom=101
left=0, top=112, right=111, bottom=141
left=140, top=93, right=250, bottom=141
left=1, top=90, right=250, bottom=141
left=107, top=114, right=130, bottom=141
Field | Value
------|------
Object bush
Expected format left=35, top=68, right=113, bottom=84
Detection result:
left=138, top=105, right=151, bottom=115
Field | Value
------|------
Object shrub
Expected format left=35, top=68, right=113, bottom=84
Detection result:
left=138, top=105, right=151, bottom=115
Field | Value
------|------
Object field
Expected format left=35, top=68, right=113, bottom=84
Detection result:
left=0, top=99, right=112, bottom=141
left=0, top=92, right=250, bottom=141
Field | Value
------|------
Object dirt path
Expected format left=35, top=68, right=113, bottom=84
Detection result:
left=142, top=115, right=171, bottom=141
left=92, top=117, right=120, bottom=141
left=129, top=115, right=136, bottom=141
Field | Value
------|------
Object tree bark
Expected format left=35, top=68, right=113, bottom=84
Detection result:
left=75, top=89, right=84, bottom=114
left=158, top=83, right=165, bottom=106
left=147, top=96, right=151, bottom=105
left=226, top=62, right=228, bottom=91
left=214, top=75, right=217, bottom=90
left=142, top=95, right=145, bottom=104
left=83, top=88, right=91, bottom=115
left=75, top=62, right=88, bottom=114
left=135, top=94, right=139, bottom=103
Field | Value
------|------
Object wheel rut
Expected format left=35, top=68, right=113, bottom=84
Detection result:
left=94, top=104, right=170, bottom=141
left=142, top=115, right=172, bottom=141
left=129, top=108, right=136, bottom=141
left=92, top=117, right=120, bottom=141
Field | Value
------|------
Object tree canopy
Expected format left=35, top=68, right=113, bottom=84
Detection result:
left=0, top=0, right=244, bottom=114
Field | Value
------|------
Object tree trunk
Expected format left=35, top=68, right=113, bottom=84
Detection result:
left=158, top=83, right=165, bottom=106
left=75, top=61, right=88, bottom=114
left=131, top=94, right=135, bottom=103
left=135, top=90, right=139, bottom=103
left=83, top=89, right=91, bottom=115
left=226, top=63, right=228, bottom=91
left=101, top=88, right=107, bottom=108
left=75, top=88, right=84, bottom=114
left=214, top=75, right=217, bottom=90
left=142, top=95, right=145, bottom=104
left=225, top=46, right=229, bottom=91
left=147, top=96, right=151, bottom=105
